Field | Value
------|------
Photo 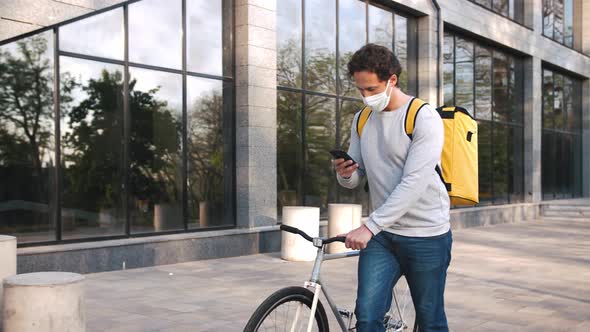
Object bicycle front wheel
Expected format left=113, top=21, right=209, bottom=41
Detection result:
left=244, top=286, right=330, bottom=332
left=386, top=276, right=416, bottom=332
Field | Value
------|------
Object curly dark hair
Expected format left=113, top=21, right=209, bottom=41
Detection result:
left=347, top=43, right=402, bottom=86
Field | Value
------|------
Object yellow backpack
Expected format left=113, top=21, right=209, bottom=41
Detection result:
left=356, top=98, right=479, bottom=206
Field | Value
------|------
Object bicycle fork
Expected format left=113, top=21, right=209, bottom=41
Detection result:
left=289, top=281, right=322, bottom=332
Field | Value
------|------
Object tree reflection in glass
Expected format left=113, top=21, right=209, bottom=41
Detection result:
left=0, top=33, right=55, bottom=242
left=277, top=91, right=302, bottom=215
left=187, top=77, right=225, bottom=228
left=129, top=68, right=182, bottom=233
left=304, top=96, right=336, bottom=217
left=60, top=57, right=125, bottom=239
left=305, top=0, right=336, bottom=94
left=277, top=0, right=302, bottom=88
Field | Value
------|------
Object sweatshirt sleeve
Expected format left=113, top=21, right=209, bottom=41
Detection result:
left=337, top=112, right=365, bottom=189
left=364, top=105, right=444, bottom=235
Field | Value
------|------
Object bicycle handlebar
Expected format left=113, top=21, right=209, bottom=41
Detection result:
left=280, top=224, right=346, bottom=245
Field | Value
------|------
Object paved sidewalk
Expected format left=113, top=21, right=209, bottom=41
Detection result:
left=85, top=217, right=590, bottom=331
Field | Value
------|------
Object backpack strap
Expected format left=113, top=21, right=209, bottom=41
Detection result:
left=356, top=106, right=372, bottom=137
left=404, top=97, right=428, bottom=140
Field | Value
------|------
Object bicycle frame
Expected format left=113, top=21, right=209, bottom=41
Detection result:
left=301, top=245, right=360, bottom=332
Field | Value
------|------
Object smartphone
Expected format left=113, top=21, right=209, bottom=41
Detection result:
left=329, top=150, right=356, bottom=165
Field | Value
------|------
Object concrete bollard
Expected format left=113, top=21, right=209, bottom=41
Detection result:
left=0, top=235, right=17, bottom=326
left=281, top=206, right=320, bottom=262
left=327, top=204, right=362, bottom=254
left=3, top=272, right=85, bottom=332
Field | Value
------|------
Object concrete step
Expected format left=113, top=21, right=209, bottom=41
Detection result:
left=541, top=209, right=590, bottom=218
left=543, top=204, right=590, bottom=212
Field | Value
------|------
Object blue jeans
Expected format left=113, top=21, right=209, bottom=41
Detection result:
left=355, top=230, right=452, bottom=332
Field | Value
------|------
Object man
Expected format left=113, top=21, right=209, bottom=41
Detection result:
left=333, top=43, right=452, bottom=332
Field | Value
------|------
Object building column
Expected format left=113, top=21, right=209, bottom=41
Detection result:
left=417, top=7, right=439, bottom=105
left=583, top=79, right=590, bottom=197
left=235, top=0, right=278, bottom=228
left=523, top=57, right=543, bottom=203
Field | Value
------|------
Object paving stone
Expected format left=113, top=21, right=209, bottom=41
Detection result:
left=84, top=219, right=590, bottom=331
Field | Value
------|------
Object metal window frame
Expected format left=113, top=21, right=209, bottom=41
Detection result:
left=281, top=0, right=418, bottom=208
left=2, top=0, right=236, bottom=247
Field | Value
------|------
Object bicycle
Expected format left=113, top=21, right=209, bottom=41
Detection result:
left=244, top=224, right=417, bottom=332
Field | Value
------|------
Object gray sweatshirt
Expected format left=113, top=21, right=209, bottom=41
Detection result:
left=337, top=98, right=450, bottom=237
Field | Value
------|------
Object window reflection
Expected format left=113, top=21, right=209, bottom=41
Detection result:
left=493, top=52, right=510, bottom=122
left=129, top=68, right=183, bottom=233
left=477, top=121, right=493, bottom=205
left=395, top=15, right=408, bottom=92
left=339, top=0, right=366, bottom=97
left=475, top=46, right=492, bottom=120
left=0, top=32, right=55, bottom=243
left=337, top=99, right=370, bottom=215
left=443, top=33, right=454, bottom=106
left=129, top=0, right=181, bottom=69
left=541, top=68, right=582, bottom=199
left=277, top=91, right=303, bottom=214
left=304, top=96, right=336, bottom=217
left=60, top=57, right=125, bottom=239
left=369, top=4, right=393, bottom=49
left=305, top=0, right=336, bottom=94
left=60, top=9, right=123, bottom=60
left=277, top=0, right=302, bottom=88
left=187, top=0, right=222, bottom=76
left=186, top=77, right=225, bottom=228
left=455, top=37, right=474, bottom=116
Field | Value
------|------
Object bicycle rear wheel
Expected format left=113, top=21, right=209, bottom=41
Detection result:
left=244, top=286, right=330, bottom=332
left=385, top=276, right=416, bottom=332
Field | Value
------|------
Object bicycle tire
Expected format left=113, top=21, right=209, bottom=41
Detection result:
left=244, top=286, right=330, bottom=332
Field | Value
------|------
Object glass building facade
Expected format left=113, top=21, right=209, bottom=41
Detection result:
left=0, top=0, right=234, bottom=244
left=276, top=0, right=417, bottom=217
left=0, top=0, right=588, bottom=247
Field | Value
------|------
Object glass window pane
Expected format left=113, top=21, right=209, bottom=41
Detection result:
left=475, top=45, right=492, bottom=120
left=187, top=0, right=222, bottom=75
left=60, top=8, right=123, bottom=60
left=509, top=125, right=524, bottom=202
left=542, top=131, right=555, bottom=199
left=443, top=33, right=454, bottom=106
left=477, top=121, right=493, bottom=204
left=0, top=32, right=56, bottom=243
left=553, top=0, right=564, bottom=44
left=305, top=0, right=336, bottom=94
left=395, top=15, right=408, bottom=92
left=493, top=124, right=509, bottom=204
left=187, top=77, right=226, bottom=228
left=337, top=99, right=370, bottom=215
left=564, top=0, right=573, bottom=47
left=304, top=96, right=336, bottom=217
left=493, top=51, right=510, bottom=122
left=129, top=68, right=183, bottom=233
left=493, top=0, right=509, bottom=16
left=542, top=69, right=554, bottom=129
left=509, top=56, right=524, bottom=124
left=129, top=0, right=181, bottom=69
left=277, top=91, right=303, bottom=215
left=339, top=0, right=366, bottom=97
left=60, top=57, right=125, bottom=240
left=564, top=77, right=575, bottom=131
left=369, top=4, right=393, bottom=49
left=553, top=74, right=565, bottom=129
left=455, top=37, right=474, bottom=116
left=277, top=0, right=302, bottom=88
left=543, top=0, right=554, bottom=38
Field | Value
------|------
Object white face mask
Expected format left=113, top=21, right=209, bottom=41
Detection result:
left=362, top=80, right=392, bottom=112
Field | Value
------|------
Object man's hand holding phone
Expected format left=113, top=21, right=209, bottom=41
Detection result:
left=330, top=150, right=358, bottom=179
